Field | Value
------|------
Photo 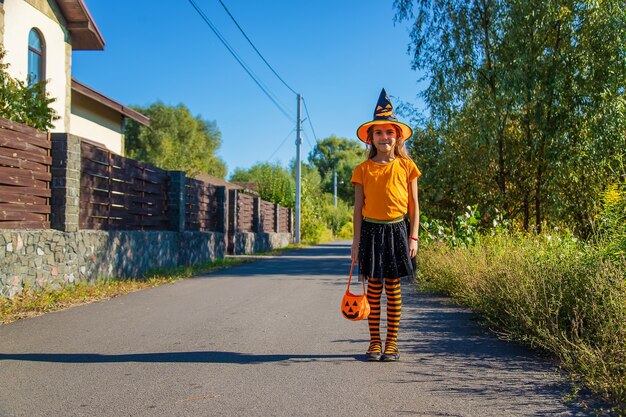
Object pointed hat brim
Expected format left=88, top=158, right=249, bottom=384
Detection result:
left=356, top=120, right=413, bottom=144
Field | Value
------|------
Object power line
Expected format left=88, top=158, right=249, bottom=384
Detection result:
left=187, top=0, right=295, bottom=122
left=266, top=128, right=296, bottom=162
left=301, top=130, right=314, bottom=150
left=302, top=97, right=318, bottom=143
left=217, top=0, right=298, bottom=96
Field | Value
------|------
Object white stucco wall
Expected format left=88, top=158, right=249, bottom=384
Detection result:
left=70, top=92, right=124, bottom=155
left=2, top=0, right=68, bottom=132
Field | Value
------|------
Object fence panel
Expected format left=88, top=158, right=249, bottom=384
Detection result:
left=80, top=141, right=168, bottom=230
left=279, top=206, right=290, bottom=233
left=185, top=178, right=218, bottom=231
left=261, top=200, right=275, bottom=232
left=237, top=193, right=254, bottom=232
left=0, top=118, right=51, bottom=229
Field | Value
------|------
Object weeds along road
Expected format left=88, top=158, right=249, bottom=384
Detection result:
left=0, top=241, right=588, bottom=417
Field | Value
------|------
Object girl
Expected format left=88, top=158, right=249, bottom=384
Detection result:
left=351, top=88, right=420, bottom=362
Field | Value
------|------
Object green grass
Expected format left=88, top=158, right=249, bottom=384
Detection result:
left=1, top=244, right=304, bottom=325
left=416, top=234, right=626, bottom=414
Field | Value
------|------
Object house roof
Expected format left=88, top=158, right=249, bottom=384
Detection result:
left=193, top=173, right=244, bottom=190
left=71, top=78, right=150, bottom=126
left=192, top=174, right=260, bottom=196
left=56, top=0, right=105, bottom=50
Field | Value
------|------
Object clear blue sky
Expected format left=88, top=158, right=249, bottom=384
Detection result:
left=72, top=0, right=426, bottom=178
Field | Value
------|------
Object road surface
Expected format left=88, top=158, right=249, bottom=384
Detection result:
left=0, top=241, right=587, bottom=416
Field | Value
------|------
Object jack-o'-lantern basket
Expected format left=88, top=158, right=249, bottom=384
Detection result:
left=341, top=261, right=370, bottom=321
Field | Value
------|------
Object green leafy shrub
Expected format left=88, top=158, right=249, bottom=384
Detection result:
left=337, top=221, right=353, bottom=240
left=594, top=182, right=625, bottom=263
left=0, top=47, right=57, bottom=130
left=417, top=230, right=626, bottom=412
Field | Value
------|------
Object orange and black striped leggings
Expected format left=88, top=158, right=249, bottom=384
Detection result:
left=366, top=277, right=401, bottom=353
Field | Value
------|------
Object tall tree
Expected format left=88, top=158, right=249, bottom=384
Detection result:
left=125, top=102, right=226, bottom=178
left=230, top=162, right=295, bottom=208
left=396, top=0, right=626, bottom=233
left=308, top=136, right=365, bottom=203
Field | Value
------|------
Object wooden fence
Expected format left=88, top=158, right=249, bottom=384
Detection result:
left=278, top=206, right=290, bottom=232
left=237, top=192, right=255, bottom=232
left=185, top=178, right=218, bottom=231
left=0, top=118, right=51, bottom=229
left=0, top=118, right=292, bottom=236
left=80, top=140, right=169, bottom=230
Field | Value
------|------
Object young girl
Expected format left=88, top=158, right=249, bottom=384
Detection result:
left=351, top=88, right=420, bottom=362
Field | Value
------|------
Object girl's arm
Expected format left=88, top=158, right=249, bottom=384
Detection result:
left=352, top=184, right=364, bottom=263
left=408, top=178, right=420, bottom=257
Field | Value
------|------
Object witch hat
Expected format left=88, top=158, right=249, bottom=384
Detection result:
left=356, top=88, right=413, bottom=143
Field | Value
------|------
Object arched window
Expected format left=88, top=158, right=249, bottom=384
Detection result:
left=27, top=28, right=45, bottom=87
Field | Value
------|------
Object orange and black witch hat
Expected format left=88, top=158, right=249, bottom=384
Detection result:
left=356, top=88, right=413, bottom=143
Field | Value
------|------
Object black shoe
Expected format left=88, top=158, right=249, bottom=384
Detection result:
left=382, top=341, right=399, bottom=361
left=381, top=351, right=400, bottom=362
left=366, top=342, right=382, bottom=361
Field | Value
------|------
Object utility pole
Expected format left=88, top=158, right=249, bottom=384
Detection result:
left=295, top=94, right=302, bottom=243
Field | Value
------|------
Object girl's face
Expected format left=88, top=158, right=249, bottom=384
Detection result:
left=371, top=123, right=398, bottom=154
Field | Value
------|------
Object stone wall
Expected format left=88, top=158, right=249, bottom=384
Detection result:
left=235, top=232, right=292, bottom=255
left=0, top=229, right=292, bottom=297
left=0, top=230, right=221, bottom=297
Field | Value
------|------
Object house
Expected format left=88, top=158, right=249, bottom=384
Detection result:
left=0, top=0, right=148, bottom=155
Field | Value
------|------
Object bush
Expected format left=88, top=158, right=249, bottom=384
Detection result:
left=0, top=47, right=57, bottom=130
left=417, top=231, right=626, bottom=411
left=337, top=221, right=353, bottom=240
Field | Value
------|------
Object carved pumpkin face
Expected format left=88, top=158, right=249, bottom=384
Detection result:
left=341, top=292, right=370, bottom=321
left=375, top=103, right=394, bottom=118
left=342, top=299, right=361, bottom=320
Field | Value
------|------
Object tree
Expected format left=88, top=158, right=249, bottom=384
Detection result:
left=125, top=102, right=227, bottom=178
left=396, top=0, right=626, bottom=234
left=308, top=136, right=365, bottom=203
left=0, top=47, right=57, bottom=130
left=230, top=162, right=295, bottom=208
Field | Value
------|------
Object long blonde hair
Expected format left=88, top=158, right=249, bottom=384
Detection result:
left=366, top=124, right=413, bottom=160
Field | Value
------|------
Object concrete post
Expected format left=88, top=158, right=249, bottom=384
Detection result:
left=253, top=197, right=262, bottom=233
left=216, top=186, right=228, bottom=234
left=50, top=133, right=81, bottom=232
left=167, top=171, right=186, bottom=232
left=228, top=189, right=238, bottom=254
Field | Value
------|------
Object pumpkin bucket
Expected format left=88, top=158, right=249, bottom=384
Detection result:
left=341, top=260, right=370, bottom=321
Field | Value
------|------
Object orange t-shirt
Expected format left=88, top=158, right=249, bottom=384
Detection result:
left=351, top=157, right=421, bottom=220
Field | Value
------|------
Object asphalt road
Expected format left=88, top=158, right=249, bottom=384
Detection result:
left=0, top=241, right=589, bottom=417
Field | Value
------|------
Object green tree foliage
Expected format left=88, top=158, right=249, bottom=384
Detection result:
left=395, top=0, right=626, bottom=234
left=0, top=47, right=57, bottom=130
left=286, top=160, right=352, bottom=243
left=231, top=158, right=354, bottom=243
left=230, top=162, right=295, bottom=208
left=125, top=102, right=226, bottom=178
left=308, top=136, right=365, bottom=203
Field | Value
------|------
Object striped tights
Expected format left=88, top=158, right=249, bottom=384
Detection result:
left=366, top=278, right=402, bottom=354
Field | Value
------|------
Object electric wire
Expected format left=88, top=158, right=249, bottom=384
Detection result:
left=302, top=97, right=318, bottom=143
left=187, top=0, right=295, bottom=122
left=266, top=128, right=296, bottom=162
left=217, top=0, right=298, bottom=96
left=191, top=0, right=323, bottom=169
left=301, top=130, right=314, bottom=150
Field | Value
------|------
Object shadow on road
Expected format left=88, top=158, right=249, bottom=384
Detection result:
left=0, top=351, right=356, bottom=364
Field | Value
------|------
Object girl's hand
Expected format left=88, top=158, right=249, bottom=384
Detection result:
left=351, top=241, right=360, bottom=263
left=409, top=239, right=418, bottom=258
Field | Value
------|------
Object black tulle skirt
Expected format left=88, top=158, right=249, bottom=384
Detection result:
left=358, top=218, right=414, bottom=281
